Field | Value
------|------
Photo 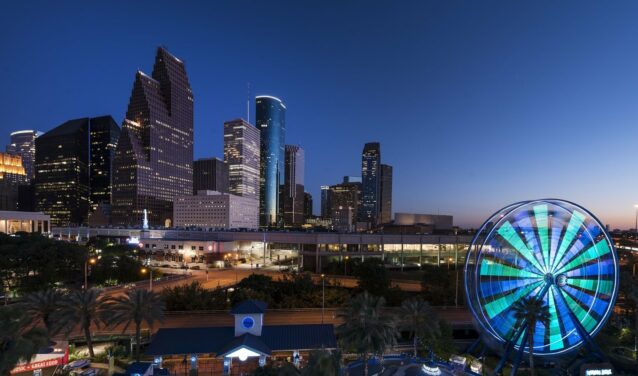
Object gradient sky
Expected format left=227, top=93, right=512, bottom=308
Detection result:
left=2, top=1, right=638, bottom=229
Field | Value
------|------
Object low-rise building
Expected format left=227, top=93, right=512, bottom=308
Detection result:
left=0, top=210, right=51, bottom=234
left=173, top=190, right=259, bottom=230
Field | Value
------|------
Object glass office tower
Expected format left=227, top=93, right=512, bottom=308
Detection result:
left=255, top=95, right=286, bottom=226
left=112, top=47, right=194, bottom=227
left=282, top=144, right=304, bottom=226
left=6, top=130, right=42, bottom=181
left=359, top=142, right=381, bottom=225
left=223, top=118, right=260, bottom=200
left=89, top=116, right=120, bottom=211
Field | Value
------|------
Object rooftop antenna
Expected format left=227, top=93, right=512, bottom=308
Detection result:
left=246, top=82, right=251, bottom=123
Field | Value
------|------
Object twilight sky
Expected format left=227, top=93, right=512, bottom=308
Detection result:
left=1, top=1, right=638, bottom=229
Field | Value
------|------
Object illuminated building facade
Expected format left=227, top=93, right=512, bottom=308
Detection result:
left=194, top=158, right=228, bottom=194
left=35, top=118, right=90, bottom=226
left=0, top=152, right=27, bottom=210
left=378, top=163, right=393, bottom=224
left=255, top=96, right=286, bottom=227
left=223, top=119, right=260, bottom=200
left=359, top=142, right=381, bottom=225
left=112, top=47, right=194, bottom=227
left=328, top=181, right=360, bottom=229
left=173, top=190, right=259, bottom=230
left=282, top=145, right=304, bottom=226
left=89, top=116, right=120, bottom=211
left=6, top=130, right=42, bottom=181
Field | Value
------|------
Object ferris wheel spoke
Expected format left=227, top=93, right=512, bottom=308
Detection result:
left=565, top=262, right=615, bottom=278
left=555, top=240, right=611, bottom=275
left=559, top=289, right=598, bottom=332
left=533, top=204, right=551, bottom=272
left=547, top=288, right=565, bottom=351
left=567, top=278, right=614, bottom=296
left=480, top=278, right=543, bottom=298
left=550, top=210, right=586, bottom=271
left=480, top=259, right=542, bottom=278
left=484, top=280, right=543, bottom=319
left=496, top=221, right=545, bottom=274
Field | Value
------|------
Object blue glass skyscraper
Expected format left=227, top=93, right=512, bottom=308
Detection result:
left=255, top=95, right=286, bottom=226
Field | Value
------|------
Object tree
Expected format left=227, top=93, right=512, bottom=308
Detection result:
left=400, top=298, right=440, bottom=357
left=301, top=350, right=341, bottom=376
left=630, top=277, right=638, bottom=368
left=60, top=289, right=107, bottom=358
left=0, top=306, right=49, bottom=375
left=512, top=296, right=550, bottom=376
left=105, top=289, right=165, bottom=361
left=22, top=289, right=65, bottom=336
left=353, top=258, right=390, bottom=296
left=336, top=291, right=398, bottom=376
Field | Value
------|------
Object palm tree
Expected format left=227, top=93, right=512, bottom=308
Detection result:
left=59, top=288, right=107, bottom=358
left=0, top=305, right=49, bottom=375
left=104, top=289, right=165, bottom=361
left=512, top=296, right=550, bottom=376
left=336, top=291, right=398, bottom=376
left=400, top=297, right=440, bottom=357
left=22, top=289, right=65, bottom=336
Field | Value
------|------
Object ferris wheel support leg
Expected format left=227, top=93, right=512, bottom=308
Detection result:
left=493, top=323, right=527, bottom=376
left=566, top=308, right=605, bottom=361
left=509, top=329, right=530, bottom=376
left=465, top=337, right=482, bottom=354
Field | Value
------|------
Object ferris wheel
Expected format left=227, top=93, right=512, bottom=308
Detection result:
left=464, top=199, right=618, bottom=364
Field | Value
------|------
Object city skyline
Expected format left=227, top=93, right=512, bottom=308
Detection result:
left=2, top=1, right=638, bottom=228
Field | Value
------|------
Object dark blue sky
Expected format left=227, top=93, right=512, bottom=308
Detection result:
left=2, top=1, right=638, bottom=228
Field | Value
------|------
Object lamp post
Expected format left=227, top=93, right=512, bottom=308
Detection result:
left=634, top=204, right=638, bottom=239
left=141, top=267, right=153, bottom=291
left=321, top=274, right=325, bottom=324
left=84, top=256, right=97, bottom=290
left=344, top=256, right=349, bottom=275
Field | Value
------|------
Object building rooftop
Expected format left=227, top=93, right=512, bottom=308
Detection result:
left=231, top=299, right=267, bottom=314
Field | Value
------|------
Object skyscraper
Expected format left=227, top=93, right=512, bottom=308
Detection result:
left=379, top=164, right=393, bottom=224
left=0, top=152, right=27, bottom=210
left=282, top=145, right=304, bottom=226
left=320, top=185, right=330, bottom=219
left=35, top=118, right=90, bottom=226
left=34, top=116, right=120, bottom=226
left=89, top=116, right=120, bottom=211
left=304, top=192, right=313, bottom=220
left=112, top=47, right=194, bottom=227
left=256, top=95, right=286, bottom=226
left=329, top=181, right=360, bottom=231
left=193, top=158, right=229, bottom=194
left=6, top=130, right=42, bottom=181
left=223, top=118, right=260, bottom=200
left=359, top=142, right=381, bottom=225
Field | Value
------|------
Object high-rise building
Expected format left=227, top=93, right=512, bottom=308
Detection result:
left=359, top=142, right=381, bottom=225
left=89, top=116, right=120, bottom=211
left=256, top=95, right=286, bottom=227
left=224, top=118, right=260, bottom=200
left=282, top=145, right=304, bottom=226
left=35, top=118, right=90, bottom=226
left=329, top=182, right=360, bottom=229
left=379, top=164, right=393, bottom=224
left=0, top=152, right=27, bottom=211
left=112, top=47, right=194, bottom=227
left=304, top=192, right=313, bottom=220
left=193, top=158, right=228, bottom=194
left=6, top=130, right=42, bottom=181
left=320, top=185, right=330, bottom=219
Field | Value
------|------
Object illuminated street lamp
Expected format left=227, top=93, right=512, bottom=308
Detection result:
left=141, top=266, right=153, bottom=291
left=344, top=256, right=349, bottom=275
left=634, top=204, right=638, bottom=237
left=84, top=257, right=97, bottom=290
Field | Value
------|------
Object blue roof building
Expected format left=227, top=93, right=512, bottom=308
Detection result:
left=146, top=300, right=337, bottom=374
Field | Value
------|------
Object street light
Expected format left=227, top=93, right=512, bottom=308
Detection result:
left=141, top=267, right=153, bottom=291
left=344, top=256, right=349, bottom=275
left=634, top=204, right=638, bottom=238
left=84, top=257, right=97, bottom=290
left=321, top=274, right=325, bottom=324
